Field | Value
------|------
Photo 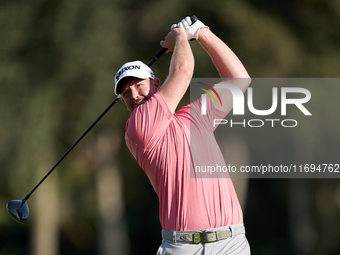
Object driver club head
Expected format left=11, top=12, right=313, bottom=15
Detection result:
left=6, top=200, right=29, bottom=223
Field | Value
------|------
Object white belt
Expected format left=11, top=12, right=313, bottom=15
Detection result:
left=162, top=224, right=245, bottom=244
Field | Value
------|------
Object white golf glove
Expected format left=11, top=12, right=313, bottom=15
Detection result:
left=171, top=16, right=208, bottom=40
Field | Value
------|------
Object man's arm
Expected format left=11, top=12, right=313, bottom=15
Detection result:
left=158, top=28, right=194, bottom=113
left=198, top=28, right=251, bottom=113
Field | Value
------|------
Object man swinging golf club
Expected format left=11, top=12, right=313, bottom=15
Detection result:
left=115, top=16, right=251, bottom=254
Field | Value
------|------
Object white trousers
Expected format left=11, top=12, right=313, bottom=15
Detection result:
left=157, top=225, right=250, bottom=255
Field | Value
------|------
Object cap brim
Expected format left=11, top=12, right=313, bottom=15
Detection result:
left=115, top=75, right=151, bottom=95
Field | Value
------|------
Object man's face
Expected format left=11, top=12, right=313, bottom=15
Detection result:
left=120, top=77, right=160, bottom=112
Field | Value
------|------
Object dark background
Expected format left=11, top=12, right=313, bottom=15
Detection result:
left=1, top=0, right=339, bottom=254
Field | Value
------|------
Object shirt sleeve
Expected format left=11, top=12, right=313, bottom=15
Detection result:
left=125, top=92, right=173, bottom=151
left=190, top=95, right=229, bottom=133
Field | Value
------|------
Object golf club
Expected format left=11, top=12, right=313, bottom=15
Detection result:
left=6, top=15, right=198, bottom=224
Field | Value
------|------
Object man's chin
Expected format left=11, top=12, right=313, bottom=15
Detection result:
left=133, top=101, right=146, bottom=109
left=130, top=102, right=143, bottom=111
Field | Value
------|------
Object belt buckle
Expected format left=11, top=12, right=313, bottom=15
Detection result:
left=193, top=233, right=201, bottom=244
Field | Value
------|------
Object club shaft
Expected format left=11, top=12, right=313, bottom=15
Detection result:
left=147, top=48, right=167, bottom=67
left=23, top=95, right=122, bottom=201
left=23, top=47, right=168, bottom=202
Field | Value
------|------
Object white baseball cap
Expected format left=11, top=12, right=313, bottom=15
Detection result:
left=114, top=60, right=155, bottom=95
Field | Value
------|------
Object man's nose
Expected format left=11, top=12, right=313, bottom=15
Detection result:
left=131, top=87, right=139, bottom=100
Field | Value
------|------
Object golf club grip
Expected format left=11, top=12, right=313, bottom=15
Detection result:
left=191, top=15, right=198, bottom=23
left=147, top=15, right=198, bottom=67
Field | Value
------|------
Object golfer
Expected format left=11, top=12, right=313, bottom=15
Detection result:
left=114, top=17, right=251, bottom=254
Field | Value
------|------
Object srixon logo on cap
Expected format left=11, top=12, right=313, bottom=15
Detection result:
left=116, top=65, right=141, bottom=81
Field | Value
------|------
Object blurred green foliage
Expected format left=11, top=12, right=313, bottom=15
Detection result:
left=1, top=0, right=339, bottom=254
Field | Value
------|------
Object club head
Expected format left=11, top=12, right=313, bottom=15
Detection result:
left=6, top=200, right=29, bottom=223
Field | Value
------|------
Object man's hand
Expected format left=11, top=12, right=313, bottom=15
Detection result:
left=171, top=16, right=208, bottom=41
left=160, top=28, right=188, bottom=53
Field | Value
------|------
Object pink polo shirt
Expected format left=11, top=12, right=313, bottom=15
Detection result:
left=125, top=92, right=243, bottom=231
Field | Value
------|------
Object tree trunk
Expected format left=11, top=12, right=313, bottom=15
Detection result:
left=220, top=134, right=250, bottom=210
left=31, top=166, right=59, bottom=255
left=29, top=92, right=60, bottom=255
left=93, top=128, right=129, bottom=255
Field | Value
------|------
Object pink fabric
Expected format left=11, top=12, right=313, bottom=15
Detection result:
left=125, top=92, right=243, bottom=231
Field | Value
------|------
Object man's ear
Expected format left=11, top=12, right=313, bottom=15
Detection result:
left=152, top=78, right=161, bottom=90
